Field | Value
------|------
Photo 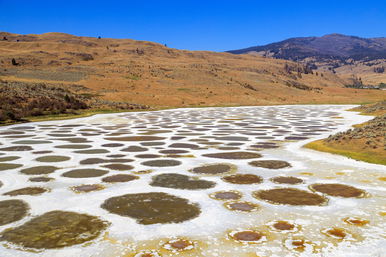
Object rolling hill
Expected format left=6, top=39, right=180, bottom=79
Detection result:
left=0, top=32, right=385, bottom=117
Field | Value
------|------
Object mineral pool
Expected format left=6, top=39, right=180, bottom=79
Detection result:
left=0, top=105, right=384, bottom=257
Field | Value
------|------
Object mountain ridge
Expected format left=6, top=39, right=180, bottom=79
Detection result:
left=227, top=33, right=386, bottom=86
left=228, top=33, right=386, bottom=60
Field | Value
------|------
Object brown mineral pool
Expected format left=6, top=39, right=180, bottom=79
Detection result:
left=163, top=239, right=195, bottom=251
left=105, top=136, right=166, bottom=141
left=224, top=201, right=260, bottom=212
left=12, top=140, right=51, bottom=144
left=0, top=211, right=108, bottom=249
left=229, top=230, right=265, bottom=243
left=150, top=173, right=216, bottom=190
left=71, top=184, right=105, bottom=193
left=2, top=133, right=24, bottom=138
left=121, top=146, right=148, bottom=152
left=271, top=221, right=295, bottom=231
left=29, top=177, right=54, bottom=182
left=102, top=164, right=134, bottom=171
left=20, top=166, right=58, bottom=175
left=253, top=188, right=328, bottom=206
left=4, top=187, right=49, bottom=196
left=101, top=192, right=201, bottom=225
left=55, top=138, right=91, bottom=143
left=133, top=170, right=153, bottom=175
left=62, top=169, right=109, bottom=178
left=108, top=158, right=134, bottom=163
left=101, top=143, right=124, bottom=147
left=169, top=143, right=199, bottom=149
left=217, top=147, right=240, bottom=150
left=140, top=142, right=165, bottom=146
left=203, top=151, right=261, bottom=159
left=135, top=154, right=162, bottom=159
left=285, top=136, right=309, bottom=140
left=0, top=199, right=29, bottom=226
left=0, top=156, right=20, bottom=162
left=159, top=149, right=189, bottom=154
left=309, top=183, right=367, bottom=198
left=0, top=131, right=25, bottom=135
left=102, top=174, right=139, bottom=183
left=0, top=163, right=23, bottom=171
left=190, top=163, right=236, bottom=175
left=284, top=237, right=313, bottom=252
left=343, top=217, right=369, bottom=226
left=141, top=159, right=181, bottom=167
left=36, top=155, right=70, bottom=162
left=170, top=136, right=186, bottom=140
left=321, top=227, right=348, bottom=239
left=80, top=158, right=107, bottom=165
left=48, top=133, right=77, bottom=137
left=271, top=176, right=303, bottom=185
left=55, top=144, right=92, bottom=149
left=74, top=149, right=110, bottom=154
left=32, top=151, right=53, bottom=154
left=249, top=160, right=291, bottom=169
left=222, top=174, right=263, bottom=184
left=215, top=136, right=249, bottom=141
left=209, top=190, right=242, bottom=201
left=107, top=154, right=126, bottom=158
left=0, top=146, right=33, bottom=151
left=163, top=239, right=194, bottom=252
left=141, top=129, right=172, bottom=135
left=250, top=143, right=279, bottom=149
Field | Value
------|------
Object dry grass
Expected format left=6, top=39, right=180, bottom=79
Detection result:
left=0, top=80, right=149, bottom=125
left=305, top=101, right=386, bottom=166
left=1, top=32, right=385, bottom=109
left=305, top=139, right=386, bottom=165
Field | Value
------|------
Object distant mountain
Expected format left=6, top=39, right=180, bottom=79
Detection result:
left=228, top=34, right=386, bottom=85
left=228, top=34, right=386, bottom=61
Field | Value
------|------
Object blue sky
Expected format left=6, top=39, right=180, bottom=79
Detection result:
left=1, top=0, right=385, bottom=51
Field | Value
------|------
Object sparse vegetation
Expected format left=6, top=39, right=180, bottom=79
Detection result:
left=65, top=52, right=94, bottom=61
left=373, top=66, right=384, bottom=73
left=284, top=63, right=313, bottom=75
left=305, top=101, right=386, bottom=165
left=0, top=80, right=149, bottom=124
left=0, top=80, right=88, bottom=122
left=11, top=58, right=18, bottom=66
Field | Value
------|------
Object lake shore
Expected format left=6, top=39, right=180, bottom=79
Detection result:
left=304, top=101, right=386, bottom=165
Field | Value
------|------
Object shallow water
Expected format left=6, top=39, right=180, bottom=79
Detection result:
left=0, top=105, right=385, bottom=257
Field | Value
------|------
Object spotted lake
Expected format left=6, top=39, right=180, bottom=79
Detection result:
left=0, top=105, right=384, bottom=257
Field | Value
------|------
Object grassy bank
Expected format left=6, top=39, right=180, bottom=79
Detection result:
left=305, top=140, right=386, bottom=165
left=304, top=101, right=385, bottom=166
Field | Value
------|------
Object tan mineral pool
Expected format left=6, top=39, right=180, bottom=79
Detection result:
left=0, top=105, right=384, bottom=257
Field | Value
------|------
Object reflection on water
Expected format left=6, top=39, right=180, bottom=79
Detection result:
left=0, top=105, right=384, bottom=256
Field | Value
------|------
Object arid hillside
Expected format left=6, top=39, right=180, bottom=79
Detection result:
left=1, top=32, right=385, bottom=109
